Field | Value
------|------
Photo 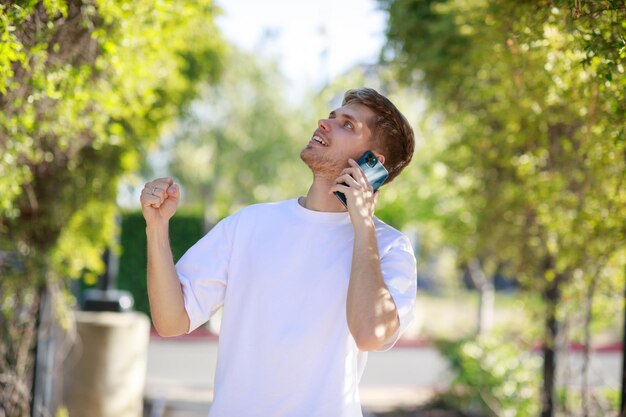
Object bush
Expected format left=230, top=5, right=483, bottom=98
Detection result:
left=116, top=210, right=204, bottom=319
left=436, top=335, right=541, bottom=417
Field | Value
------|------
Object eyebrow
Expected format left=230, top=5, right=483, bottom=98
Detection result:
left=329, top=110, right=359, bottom=125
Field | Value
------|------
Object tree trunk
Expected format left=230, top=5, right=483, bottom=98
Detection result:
left=581, top=271, right=599, bottom=417
left=541, top=271, right=564, bottom=417
left=467, top=258, right=494, bottom=336
left=619, top=265, right=626, bottom=417
left=0, top=286, right=40, bottom=417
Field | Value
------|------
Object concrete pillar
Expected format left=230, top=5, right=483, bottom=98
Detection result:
left=63, top=311, right=150, bottom=417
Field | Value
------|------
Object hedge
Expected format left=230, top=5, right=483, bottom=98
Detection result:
left=116, top=210, right=204, bottom=319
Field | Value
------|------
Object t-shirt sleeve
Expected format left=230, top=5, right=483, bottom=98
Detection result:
left=376, top=234, right=417, bottom=352
left=175, top=215, right=235, bottom=333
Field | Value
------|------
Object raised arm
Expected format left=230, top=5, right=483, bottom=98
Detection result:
left=140, top=177, right=190, bottom=337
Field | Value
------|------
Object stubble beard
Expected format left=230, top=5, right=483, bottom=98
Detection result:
left=300, top=145, right=342, bottom=180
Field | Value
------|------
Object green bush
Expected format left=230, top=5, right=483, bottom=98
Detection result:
left=117, top=210, right=204, bottom=319
left=436, top=335, right=542, bottom=417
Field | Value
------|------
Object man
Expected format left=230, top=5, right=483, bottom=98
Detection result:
left=140, top=88, right=417, bottom=416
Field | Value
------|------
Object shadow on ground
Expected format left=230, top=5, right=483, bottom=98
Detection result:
left=372, top=404, right=484, bottom=417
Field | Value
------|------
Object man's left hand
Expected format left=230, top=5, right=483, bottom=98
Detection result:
left=330, top=158, right=378, bottom=229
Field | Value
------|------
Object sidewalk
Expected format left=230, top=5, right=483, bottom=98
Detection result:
left=144, top=330, right=449, bottom=416
left=144, top=328, right=622, bottom=417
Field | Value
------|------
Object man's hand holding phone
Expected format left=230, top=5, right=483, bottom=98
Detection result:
left=330, top=151, right=388, bottom=229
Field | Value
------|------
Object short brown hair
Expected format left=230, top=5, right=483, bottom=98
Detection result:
left=342, top=88, right=415, bottom=183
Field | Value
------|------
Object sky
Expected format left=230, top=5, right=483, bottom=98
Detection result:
left=214, top=0, right=387, bottom=97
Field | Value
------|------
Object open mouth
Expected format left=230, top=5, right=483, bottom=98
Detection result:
left=311, top=135, right=328, bottom=146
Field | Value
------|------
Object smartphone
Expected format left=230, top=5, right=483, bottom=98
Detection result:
left=334, top=150, right=389, bottom=207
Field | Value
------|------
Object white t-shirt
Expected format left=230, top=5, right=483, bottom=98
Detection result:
left=176, top=198, right=417, bottom=417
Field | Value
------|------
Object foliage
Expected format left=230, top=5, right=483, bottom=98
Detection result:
left=165, top=48, right=311, bottom=225
left=437, top=335, right=542, bottom=417
left=380, top=0, right=626, bottom=279
left=116, top=210, right=204, bottom=319
left=0, top=1, right=226, bottom=415
left=0, top=0, right=225, bottom=279
left=379, top=0, right=625, bottom=414
left=164, top=54, right=436, bottom=232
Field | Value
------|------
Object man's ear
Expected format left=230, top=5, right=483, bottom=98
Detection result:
left=374, top=152, right=386, bottom=165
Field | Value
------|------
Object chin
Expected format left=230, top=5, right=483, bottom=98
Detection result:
left=300, top=147, right=316, bottom=169
left=300, top=150, right=340, bottom=178
left=299, top=146, right=312, bottom=163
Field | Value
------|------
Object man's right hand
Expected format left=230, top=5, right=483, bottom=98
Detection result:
left=140, top=177, right=180, bottom=224
left=141, top=177, right=190, bottom=337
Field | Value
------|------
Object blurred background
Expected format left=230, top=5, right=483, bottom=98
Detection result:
left=1, top=1, right=625, bottom=417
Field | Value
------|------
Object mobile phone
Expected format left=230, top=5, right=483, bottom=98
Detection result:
left=334, top=150, right=389, bottom=207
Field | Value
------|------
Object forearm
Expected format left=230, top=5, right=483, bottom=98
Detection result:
left=346, top=220, right=399, bottom=351
left=146, top=222, right=190, bottom=337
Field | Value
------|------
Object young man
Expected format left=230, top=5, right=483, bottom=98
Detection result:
left=140, top=88, right=417, bottom=417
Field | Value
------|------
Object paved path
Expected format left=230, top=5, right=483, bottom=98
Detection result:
left=145, top=337, right=449, bottom=416
left=145, top=335, right=622, bottom=416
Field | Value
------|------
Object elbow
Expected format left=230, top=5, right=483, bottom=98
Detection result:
left=352, top=327, right=394, bottom=352
left=153, top=325, right=185, bottom=338
left=152, top=314, right=190, bottom=338
left=355, top=337, right=384, bottom=352
left=351, top=318, right=400, bottom=352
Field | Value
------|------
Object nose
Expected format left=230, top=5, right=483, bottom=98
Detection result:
left=318, top=118, right=330, bottom=131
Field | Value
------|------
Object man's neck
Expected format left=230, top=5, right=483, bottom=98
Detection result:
left=301, top=176, right=347, bottom=213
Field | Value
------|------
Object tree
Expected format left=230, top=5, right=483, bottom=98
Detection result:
left=379, top=0, right=626, bottom=415
left=0, top=1, right=226, bottom=415
left=166, top=48, right=310, bottom=228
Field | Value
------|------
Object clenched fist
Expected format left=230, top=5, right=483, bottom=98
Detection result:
left=140, top=177, right=180, bottom=225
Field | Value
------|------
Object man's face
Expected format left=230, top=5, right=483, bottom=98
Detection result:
left=300, top=103, right=375, bottom=179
